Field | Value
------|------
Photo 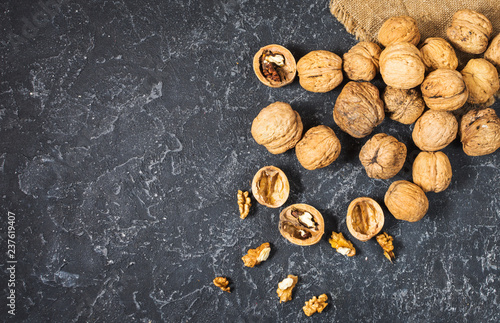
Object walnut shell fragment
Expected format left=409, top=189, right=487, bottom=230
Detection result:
left=253, top=44, right=296, bottom=87
left=384, top=180, right=428, bottom=222
left=461, top=58, right=499, bottom=104
left=379, top=42, right=425, bottom=89
left=346, top=197, right=385, bottom=242
left=251, top=166, right=289, bottom=208
left=460, top=108, right=500, bottom=156
left=303, top=294, right=328, bottom=317
left=359, top=133, right=407, bottom=179
left=297, top=50, right=343, bottom=92
left=412, top=110, right=458, bottom=151
left=378, top=16, right=421, bottom=47
left=333, top=81, right=385, bottom=138
left=412, top=151, right=452, bottom=193
left=485, top=34, right=500, bottom=71
left=213, top=277, right=231, bottom=293
left=277, top=275, right=298, bottom=303
left=279, top=204, right=325, bottom=246
left=446, top=9, right=493, bottom=54
left=295, top=125, right=341, bottom=170
left=419, top=37, right=458, bottom=71
left=382, top=87, right=425, bottom=125
left=343, top=42, right=382, bottom=81
left=329, top=231, right=356, bottom=256
left=251, top=102, right=303, bottom=154
left=420, top=69, right=468, bottom=111
left=242, top=242, right=271, bottom=268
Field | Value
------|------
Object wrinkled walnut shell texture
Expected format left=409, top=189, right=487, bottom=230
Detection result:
left=343, top=42, right=381, bottom=81
left=279, top=204, right=325, bottom=246
left=253, top=44, right=296, bottom=88
left=297, top=50, right=343, bottom=92
left=380, top=42, right=425, bottom=89
left=461, top=58, right=500, bottom=104
left=359, top=133, right=407, bottom=179
left=421, top=69, right=468, bottom=111
left=412, top=110, right=458, bottom=151
left=251, top=166, right=289, bottom=208
left=419, top=37, right=458, bottom=71
left=378, top=16, right=421, bottom=47
left=384, top=180, right=429, bottom=222
left=346, top=197, right=385, bottom=241
left=295, top=125, right=341, bottom=170
left=382, top=87, right=425, bottom=124
left=485, top=34, right=500, bottom=70
left=446, top=9, right=493, bottom=54
left=412, top=151, right=452, bottom=193
left=460, top=108, right=500, bottom=156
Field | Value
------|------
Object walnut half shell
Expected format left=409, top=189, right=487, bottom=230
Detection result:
left=253, top=44, right=296, bottom=88
left=279, top=204, right=325, bottom=246
left=251, top=166, right=289, bottom=208
left=346, top=197, right=385, bottom=242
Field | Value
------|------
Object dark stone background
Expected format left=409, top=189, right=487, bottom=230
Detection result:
left=0, top=0, right=499, bottom=322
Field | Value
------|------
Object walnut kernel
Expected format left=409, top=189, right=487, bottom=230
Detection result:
left=329, top=231, right=356, bottom=257
left=343, top=42, right=382, bottom=81
left=461, top=58, right=500, bottom=104
left=297, top=50, right=343, bottom=92
left=460, top=108, right=500, bottom=156
left=412, top=110, right=458, bottom=151
left=213, top=277, right=231, bottom=293
left=277, top=275, right=298, bottom=303
left=412, top=151, right=452, bottom=193
left=419, top=37, right=458, bottom=71
left=237, top=190, right=251, bottom=219
left=378, top=16, right=420, bottom=47
left=379, top=42, right=425, bottom=89
left=303, top=294, right=328, bottom=317
left=346, top=197, right=385, bottom=241
left=382, top=86, right=424, bottom=125
left=279, top=204, right=325, bottom=246
left=253, top=44, right=296, bottom=87
left=242, top=242, right=271, bottom=267
left=376, top=232, right=395, bottom=262
left=359, top=133, right=407, bottom=179
left=251, top=166, right=289, bottom=208
left=446, top=9, right=493, bottom=54
left=384, top=180, right=428, bottom=222
left=295, top=125, right=341, bottom=170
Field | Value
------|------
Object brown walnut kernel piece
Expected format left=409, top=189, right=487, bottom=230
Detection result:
left=485, top=34, right=500, bottom=71
left=213, top=277, right=231, bottom=293
left=384, top=180, right=428, bottom=222
left=382, top=86, right=424, bottom=125
left=419, top=37, right=458, bottom=71
left=276, top=275, right=298, bottom=303
left=461, top=58, right=500, bottom=105
left=379, top=42, right=425, bottom=90
left=460, top=108, right=500, bottom=156
left=412, top=151, right=452, bottom=193
left=242, top=242, right=271, bottom=268
left=251, top=166, right=289, bottom=208
left=343, top=42, right=382, bottom=81
left=295, top=125, right=341, bottom=170
left=377, top=16, right=421, bottom=47
left=412, top=110, right=458, bottom=152
left=376, top=232, right=395, bottom=262
left=359, top=133, right=407, bottom=179
left=303, top=294, right=328, bottom=317
left=237, top=190, right=251, bottom=219
left=279, top=204, right=325, bottom=246
left=297, top=50, right=343, bottom=92
left=446, top=9, right=493, bottom=54
left=253, top=44, right=296, bottom=88
left=420, top=69, right=468, bottom=111
left=346, top=197, right=385, bottom=242
left=329, top=231, right=356, bottom=257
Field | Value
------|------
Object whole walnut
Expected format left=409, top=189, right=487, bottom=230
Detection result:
left=461, top=58, right=500, bottom=104
left=460, top=108, right=500, bottom=156
left=343, top=42, right=382, bottom=81
left=297, top=50, right=343, bottom=93
left=251, top=102, right=303, bottom=154
left=412, top=110, right=458, bottom=151
left=485, top=34, right=500, bottom=71
left=333, top=81, right=385, bottom=138
left=420, top=69, right=468, bottom=111
left=384, top=180, right=428, bottom=222
left=446, top=9, right=493, bottom=54
left=412, top=151, right=452, bottom=193
left=382, top=86, right=425, bottom=124
left=253, top=44, right=297, bottom=88
left=378, top=16, right=420, bottom=47
left=295, top=125, right=341, bottom=170
left=419, top=37, right=458, bottom=71
left=379, top=42, right=425, bottom=89
left=359, top=133, right=407, bottom=179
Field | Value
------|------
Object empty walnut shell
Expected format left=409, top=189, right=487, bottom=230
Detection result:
left=295, top=125, right=341, bottom=170
left=419, top=37, right=458, bottom=71
left=343, top=42, right=382, bottom=81
left=359, top=133, right=407, bottom=179
left=379, top=42, right=425, bottom=89
left=382, top=86, right=425, bottom=125
left=251, top=102, right=303, bottom=154
left=333, top=81, right=385, bottom=138
left=412, top=110, right=458, bottom=151
left=253, top=44, right=296, bottom=88
left=485, top=34, right=500, bottom=71
left=297, top=50, right=343, bottom=92
left=412, top=151, right=452, bottom=193
left=384, top=180, right=429, bottom=222
left=461, top=58, right=500, bottom=104
left=446, top=9, right=493, bottom=54
left=251, top=166, right=289, bottom=208
left=420, top=69, right=468, bottom=111
left=460, top=108, right=500, bottom=156
left=279, top=204, right=325, bottom=246
left=378, top=16, right=421, bottom=47
left=346, top=197, right=385, bottom=242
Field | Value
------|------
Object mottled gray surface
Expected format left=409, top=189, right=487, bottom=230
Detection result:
left=0, top=0, right=499, bottom=322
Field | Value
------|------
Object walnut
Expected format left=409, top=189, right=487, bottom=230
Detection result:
left=460, top=108, right=500, bottom=156
left=276, top=275, right=298, bottom=303
left=329, top=231, right=356, bottom=256
left=251, top=102, right=303, bottom=154
left=419, top=37, right=458, bottom=71
left=446, top=9, right=493, bottom=54
left=343, top=42, right=382, bottom=81
left=303, top=294, right=328, bottom=317
left=333, top=81, right=385, bottom=138
left=412, top=151, right=452, bottom=193
left=296, top=50, right=343, bottom=92
left=384, top=180, right=428, bottom=222
left=382, top=86, right=425, bottom=125
left=379, top=42, right=425, bottom=89
left=378, top=16, right=420, bottom=47
left=213, top=277, right=231, bottom=293
left=242, top=242, right=271, bottom=267
left=295, top=125, right=341, bottom=170
left=251, top=166, right=289, bottom=208
left=279, top=204, right=325, bottom=246
left=485, top=34, right=500, bottom=71
left=461, top=58, right=500, bottom=104
left=346, top=197, right=385, bottom=241
left=253, top=44, right=296, bottom=87
left=412, top=110, right=458, bottom=151
left=237, top=190, right=251, bottom=219
left=359, top=133, right=407, bottom=179
left=376, top=232, right=395, bottom=262
left=420, top=69, right=468, bottom=111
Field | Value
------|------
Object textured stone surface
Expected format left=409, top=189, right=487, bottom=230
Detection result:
left=0, top=0, right=499, bottom=322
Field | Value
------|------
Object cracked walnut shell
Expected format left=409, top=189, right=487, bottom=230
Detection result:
left=412, top=151, right=452, bottom=193
left=343, top=42, right=382, bottom=81
left=279, top=204, right=325, bottom=246
left=420, top=69, right=468, bottom=111
left=297, top=50, right=343, bottom=92
left=295, top=125, right=341, bottom=170
left=379, top=42, right=425, bottom=90
left=303, top=294, right=328, bottom=316
left=333, top=81, right=385, bottom=138
left=359, top=133, right=407, bottom=179
left=447, top=9, right=492, bottom=54
left=251, top=102, right=303, bottom=154
left=378, top=16, right=421, bottom=47
left=346, top=197, right=385, bottom=242
left=460, top=108, right=500, bottom=156
left=419, top=37, right=458, bottom=71
left=485, top=34, right=500, bottom=71
left=251, top=166, right=289, bottom=208
left=412, top=110, right=458, bottom=151
left=242, top=242, right=271, bottom=267
left=253, top=44, right=296, bottom=87
left=382, top=87, right=424, bottom=125
left=277, top=275, right=298, bottom=303
left=461, top=58, right=499, bottom=104
left=384, top=180, right=428, bottom=222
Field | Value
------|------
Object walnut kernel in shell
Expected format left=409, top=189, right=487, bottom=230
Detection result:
left=460, top=108, right=500, bottom=156
left=412, top=151, right=452, bottom=193
left=295, top=125, right=341, bottom=170
left=359, top=133, right=407, bottom=179
left=346, top=197, right=385, bottom=242
left=419, top=37, right=458, bottom=71
left=412, top=110, right=458, bottom=151
left=382, top=86, right=425, bottom=125
left=297, top=50, right=343, bottom=92
left=279, top=204, right=325, bottom=246
left=420, top=69, right=468, bottom=111
left=378, top=16, right=421, bottom=47
left=253, top=44, right=296, bottom=87
left=343, top=42, right=382, bottom=81
left=461, top=58, right=499, bottom=104
left=384, top=180, right=429, bottom=222
left=379, top=42, right=425, bottom=89
left=446, top=9, right=493, bottom=54
left=251, top=166, right=289, bottom=208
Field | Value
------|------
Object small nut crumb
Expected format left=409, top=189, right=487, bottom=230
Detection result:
left=277, top=275, right=298, bottom=303
left=329, top=231, right=356, bottom=257
left=242, top=242, right=271, bottom=267
left=237, top=190, right=251, bottom=219
left=213, top=277, right=231, bottom=293
left=303, top=294, right=328, bottom=316
left=376, top=232, right=395, bottom=262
